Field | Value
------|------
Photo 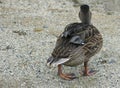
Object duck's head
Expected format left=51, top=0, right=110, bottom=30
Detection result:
left=79, top=4, right=91, bottom=24
left=80, top=4, right=89, bottom=14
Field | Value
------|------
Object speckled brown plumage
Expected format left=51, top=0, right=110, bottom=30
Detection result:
left=51, top=24, right=102, bottom=66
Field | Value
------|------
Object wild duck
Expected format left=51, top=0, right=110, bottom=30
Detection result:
left=47, top=4, right=103, bottom=80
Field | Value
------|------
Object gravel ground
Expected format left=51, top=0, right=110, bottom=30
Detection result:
left=0, top=0, right=120, bottom=88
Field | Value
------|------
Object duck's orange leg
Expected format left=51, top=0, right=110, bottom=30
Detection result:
left=83, top=61, right=96, bottom=76
left=58, top=65, right=77, bottom=80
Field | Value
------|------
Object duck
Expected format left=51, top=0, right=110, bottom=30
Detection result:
left=47, top=4, right=103, bottom=80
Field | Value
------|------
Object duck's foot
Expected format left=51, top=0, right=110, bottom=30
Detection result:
left=58, top=73, right=77, bottom=80
left=58, top=65, right=77, bottom=80
left=80, top=69, right=97, bottom=76
left=80, top=61, right=97, bottom=76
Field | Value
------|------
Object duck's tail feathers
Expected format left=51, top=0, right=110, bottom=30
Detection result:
left=46, top=56, right=70, bottom=68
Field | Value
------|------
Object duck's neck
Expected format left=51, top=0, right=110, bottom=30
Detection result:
left=79, top=5, right=92, bottom=25
left=79, top=11, right=91, bottom=25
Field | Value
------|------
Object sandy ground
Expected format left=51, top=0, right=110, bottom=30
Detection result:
left=0, top=0, right=120, bottom=88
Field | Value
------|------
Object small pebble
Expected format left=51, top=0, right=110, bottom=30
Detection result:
left=43, top=25, right=48, bottom=28
left=109, top=59, right=116, bottom=64
left=33, top=28, right=43, bottom=32
left=101, top=60, right=107, bottom=64
left=13, top=30, right=27, bottom=35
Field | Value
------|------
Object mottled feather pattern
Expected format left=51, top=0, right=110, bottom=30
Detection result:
left=52, top=37, right=78, bottom=58
left=51, top=24, right=102, bottom=66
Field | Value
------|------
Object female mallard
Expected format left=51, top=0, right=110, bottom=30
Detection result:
left=47, top=4, right=103, bottom=80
